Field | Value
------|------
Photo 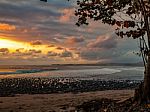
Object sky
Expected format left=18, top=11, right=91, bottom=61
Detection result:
left=0, top=0, right=142, bottom=65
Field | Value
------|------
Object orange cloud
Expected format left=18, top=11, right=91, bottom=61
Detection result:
left=0, top=48, right=9, bottom=53
left=47, top=45, right=55, bottom=47
left=65, top=36, right=84, bottom=45
left=59, top=8, right=74, bottom=23
left=0, top=23, right=16, bottom=31
left=30, top=40, right=42, bottom=45
left=56, top=47, right=64, bottom=50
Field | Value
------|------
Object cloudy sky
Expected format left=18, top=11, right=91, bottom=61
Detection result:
left=0, top=0, right=141, bottom=65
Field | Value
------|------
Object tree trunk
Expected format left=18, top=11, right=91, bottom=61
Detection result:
left=140, top=0, right=150, bottom=103
left=134, top=53, right=150, bottom=103
left=142, top=53, right=150, bottom=103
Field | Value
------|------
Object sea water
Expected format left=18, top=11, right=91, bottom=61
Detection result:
left=0, top=66, right=144, bottom=80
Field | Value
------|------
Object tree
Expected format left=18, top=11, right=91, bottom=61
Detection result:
left=73, top=0, right=150, bottom=103
left=41, top=0, right=150, bottom=103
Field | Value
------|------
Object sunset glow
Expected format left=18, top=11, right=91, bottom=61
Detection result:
left=0, top=38, right=63, bottom=54
left=0, top=38, right=25, bottom=48
left=0, top=0, right=140, bottom=65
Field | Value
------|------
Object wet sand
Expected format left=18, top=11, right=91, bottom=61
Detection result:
left=0, top=90, right=134, bottom=112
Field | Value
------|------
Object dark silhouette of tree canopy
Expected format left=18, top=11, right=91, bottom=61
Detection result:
left=74, top=0, right=150, bottom=65
left=41, top=0, right=150, bottom=103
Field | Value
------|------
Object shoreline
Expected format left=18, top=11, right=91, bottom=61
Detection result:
left=0, top=77, right=140, bottom=96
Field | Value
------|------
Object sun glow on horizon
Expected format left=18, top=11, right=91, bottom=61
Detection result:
left=0, top=38, right=25, bottom=49
left=0, top=38, right=57, bottom=54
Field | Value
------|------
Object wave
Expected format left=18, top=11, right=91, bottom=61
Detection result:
left=0, top=68, right=58, bottom=75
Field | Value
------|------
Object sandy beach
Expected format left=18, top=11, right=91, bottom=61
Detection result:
left=0, top=90, right=134, bottom=112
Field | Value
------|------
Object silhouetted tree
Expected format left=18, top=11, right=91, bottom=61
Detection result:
left=41, top=0, right=150, bottom=103
left=74, top=0, right=150, bottom=103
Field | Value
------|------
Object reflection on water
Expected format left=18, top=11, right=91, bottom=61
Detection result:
left=0, top=66, right=144, bottom=80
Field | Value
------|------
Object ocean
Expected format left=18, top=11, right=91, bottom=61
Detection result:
left=0, top=65, right=144, bottom=81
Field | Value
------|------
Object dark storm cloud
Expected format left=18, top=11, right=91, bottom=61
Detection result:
left=78, top=49, right=120, bottom=61
left=88, top=35, right=117, bottom=49
left=0, top=2, right=60, bottom=23
left=47, top=0, right=73, bottom=8
left=47, top=50, right=73, bottom=58
left=59, top=50, right=73, bottom=57
left=77, top=33, right=141, bottom=62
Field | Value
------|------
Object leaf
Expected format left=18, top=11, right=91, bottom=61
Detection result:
left=120, top=31, right=124, bottom=38
left=124, top=21, right=129, bottom=28
left=126, top=32, right=131, bottom=37
left=116, top=21, right=121, bottom=27
left=106, top=0, right=113, bottom=6
left=129, top=21, right=135, bottom=27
